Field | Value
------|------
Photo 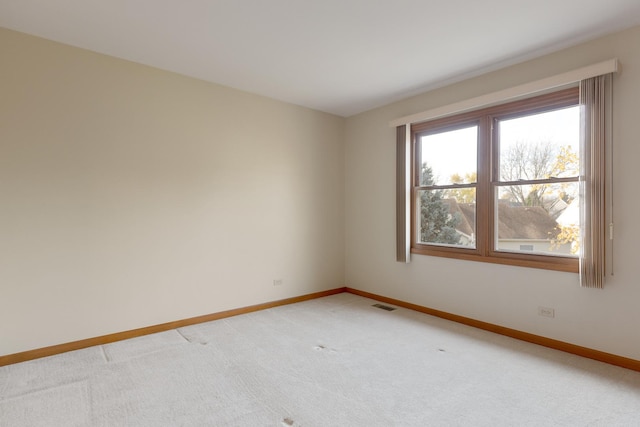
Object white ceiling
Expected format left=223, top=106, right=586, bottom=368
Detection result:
left=2, top=1, right=640, bottom=117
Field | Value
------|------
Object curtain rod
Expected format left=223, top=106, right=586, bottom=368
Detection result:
left=389, top=59, right=618, bottom=128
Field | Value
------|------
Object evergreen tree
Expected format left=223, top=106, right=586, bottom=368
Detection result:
left=419, top=163, right=461, bottom=245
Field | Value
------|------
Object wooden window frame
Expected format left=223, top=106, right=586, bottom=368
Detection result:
left=410, top=87, right=579, bottom=273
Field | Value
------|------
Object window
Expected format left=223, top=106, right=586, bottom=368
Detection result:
left=410, top=88, right=580, bottom=272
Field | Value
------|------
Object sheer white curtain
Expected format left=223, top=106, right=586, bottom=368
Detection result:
left=579, top=74, right=612, bottom=288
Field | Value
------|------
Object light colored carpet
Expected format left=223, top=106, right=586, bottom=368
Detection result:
left=1, top=293, right=640, bottom=426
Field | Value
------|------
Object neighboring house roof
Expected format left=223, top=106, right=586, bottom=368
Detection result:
left=497, top=204, right=560, bottom=239
left=441, top=199, right=475, bottom=236
left=443, top=199, right=560, bottom=240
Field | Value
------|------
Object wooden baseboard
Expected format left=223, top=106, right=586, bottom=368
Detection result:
left=0, top=287, right=347, bottom=367
left=345, top=287, right=640, bottom=372
left=4, top=286, right=638, bottom=373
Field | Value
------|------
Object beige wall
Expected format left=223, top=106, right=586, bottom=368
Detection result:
left=0, top=28, right=345, bottom=356
left=345, top=25, right=640, bottom=360
left=3, top=23, right=640, bottom=362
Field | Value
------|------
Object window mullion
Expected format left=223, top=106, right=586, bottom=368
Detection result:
left=476, top=115, right=492, bottom=257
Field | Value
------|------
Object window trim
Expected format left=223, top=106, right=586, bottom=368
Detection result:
left=389, top=59, right=617, bottom=128
left=410, top=87, right=580, bottom=273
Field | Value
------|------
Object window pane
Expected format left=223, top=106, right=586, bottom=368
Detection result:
left=498, top=106, right=579, bottom=181
left=417, top=188, right=476, bottom=248
left=420, top=126, right=477, bottom=186
left=495, top=183, right=579, bottom=256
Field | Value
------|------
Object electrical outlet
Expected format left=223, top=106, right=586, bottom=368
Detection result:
left=538, top=306, right=555, bottom=318
left=273, top=279, right=283, bottom=287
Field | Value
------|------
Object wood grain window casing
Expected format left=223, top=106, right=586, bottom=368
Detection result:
left=410, top=87, right=580, bottom=272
